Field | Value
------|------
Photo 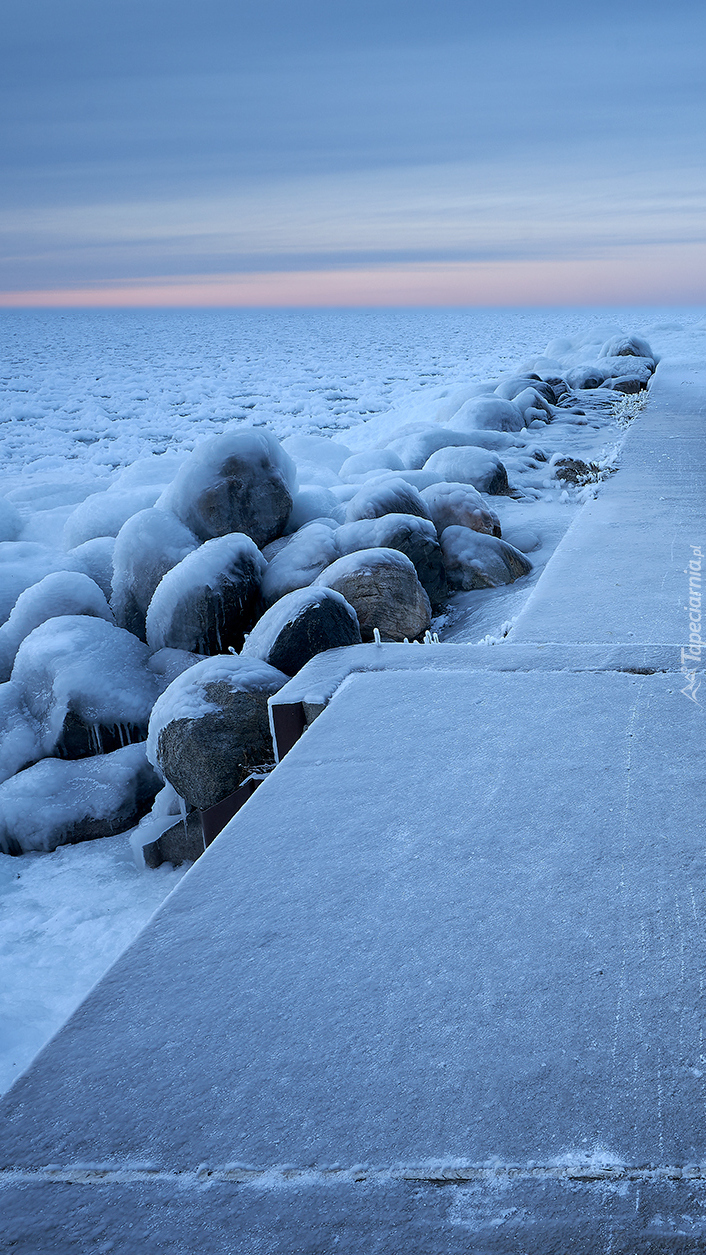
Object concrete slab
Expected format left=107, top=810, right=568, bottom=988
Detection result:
left=512, top=365, right=706, bottom=646
left=1, top=666, right=705, bottom=1250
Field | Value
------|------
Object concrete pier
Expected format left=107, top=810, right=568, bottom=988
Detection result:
left=1, top=365, right=705, bottom=1253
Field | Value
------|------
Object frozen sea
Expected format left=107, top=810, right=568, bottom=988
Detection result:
left=0, top=304, right=704, bottom=1095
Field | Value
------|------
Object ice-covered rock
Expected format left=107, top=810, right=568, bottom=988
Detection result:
left=599, top=376, right=649, bottom=395
left=281, top=434, right=352, bottom=473
left=344, top=478, right=432, bottom=524
left=335, top=513, right=447, bottom=608
left=158, top=429, right=296, bottom=548
left=147, top=655, right=287, bottom=811
left=111, top=507, right=199, bottom=641
left=447, top=396, right=524, bottom=434
left=387, top=428, right=479, bottom=470
left=510, top=387, right=554, bottom=422
left=0, top=571, right=114, bottom=682
left=494, top=377, right=558, bottom=405
left=0, top=682, right=40, bottom=785
left=598, top=334, right=655, bottom=361
left=284, top=486, right=343, bottom=533
left=62, top=486, right=163, bottom=549
left=146, top=533, right=265, bottom=655
left=0, top=743, right=160, bottom=855
left=565, top=358, right=653, bottom=391
left=110, top=451, right=187, bottom=489
left=68, top=536, right=116, bottom=600
left=421, top=482, right=502, bottom=538
left=315, top=548, right=431, bottom=642
left=0, top=543, right=83, bottom=626
left=147, top=648, right=202, bottom=692
left=0, top=496, right=22, bottom=543
left=435, top=382, right=499, bottom=426
left=11, top=615, right=159, bottom=761
left=241, top=586, right=361, bottom=676
left=422, top=447, right=512, bottom=495
left=440, top=527, right=532, bottom=590
left=261, top=523, right=340, bottom=606
left=338, top=449, right=405, bottom=481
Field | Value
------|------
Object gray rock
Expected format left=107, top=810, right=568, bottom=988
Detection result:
left=0, top=743, right=160, bottom=855
left=111, top=507, right=199, bottom=641
left=145, top=533, right=266, bottom=655
left=241, top=586, right=361, bottom=676
left=421, top=482, right=501, bottom=538
left=422, top=446, right=512, bottom=495
left=158, top=430, right=296, bottom=548
left=600, top=376, right=647, bottom=395
left=315, top=547, right=431, bottom=642
left=344, top=477, right=432, bottom=524
left=335, top=513, right=447, bottom=608
left=143, top=811, right=204, bottom=869
left=553, top=457, right=594, bottom=484
left=147, top=655, right=287, bottom=811
left=440, top=527, right=532, bottom=590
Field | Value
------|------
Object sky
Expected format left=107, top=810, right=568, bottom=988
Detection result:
left=1, top=0, right=704, bottom=307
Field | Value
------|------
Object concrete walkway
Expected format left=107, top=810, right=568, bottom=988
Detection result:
left=1, top=364, right=705, bottom=1253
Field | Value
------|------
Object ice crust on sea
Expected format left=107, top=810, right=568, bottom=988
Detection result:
left=0, top=571, right=114, bottom=681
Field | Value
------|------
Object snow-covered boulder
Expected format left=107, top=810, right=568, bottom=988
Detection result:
left=0, top=682, right=40, bottom=785
left=261, top=523, right=340, bottom=607
left=315, top=548, right=431, bottom=642
left=510, top=387, right=554, bottom=423
left=284, top=486, right=343, bottom=533
left=422, top=447, right=512, bottom=495
left=281, top=434, right=352, bottom=473
left=440, top=527, right=532, bottom=590
left=147, top=648, right=202, bottom=692
left=11, top=616, right=159, bottom=761
left=446, top=396, right=524, bottom=434
left=68, top=536, right=116, bottom=600
left=335, top=513, right=447, bottom=608
left=0, top=743, right=160, bottom=855
left=111, top=507, right=199, bottom=641
left=146, top=533, right=265, bottom=655
left=387, top=428, right=477, bottom=470
left=421, top=482, right=501, bottom=538
left=0, top=543, right=84, bottom=626
left=344, top=478, right=432, bottom=524
left=62, top=486, right=163, bottom=549
left=0, top=496, right=22, bottom=543
left=158, top=429, right=296, bottom=548
left=494, top=377, right=557, bottom=405
left=147, top=655, right=287, bottom=811
left=599, top=376, right=649, bottom=395
left=240, top=586, right=361, bottom=676
left=338, top=449, right=405, bottom=481
left=598, top=334, right=655, bottom=361
left=0, top=571, right=114, bottom=682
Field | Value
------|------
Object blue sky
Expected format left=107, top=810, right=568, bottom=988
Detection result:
left=1, top=0, right=705, bottom=303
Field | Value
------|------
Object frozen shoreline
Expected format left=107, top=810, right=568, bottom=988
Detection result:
left=0, top=306, right=703, bottom=1094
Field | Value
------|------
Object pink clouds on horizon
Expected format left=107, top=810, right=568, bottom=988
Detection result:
left=0, top=250, right=704, bottom=308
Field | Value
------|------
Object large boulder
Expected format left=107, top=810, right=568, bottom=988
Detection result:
left=387, top=428, right=481, bottom=470
left=261, top=523, right=340, bottom=606
left=0, top=543, right=85, bottom=626
left=11, top=615, right=159, bottom=760
left=147, top=655, right=287, bottom=811
left=422, top=447, right=512, bottom=495
left=0, top=681, right=41, bottom=785
left=111, top=507, right=199, bottom=641
left=335, top=513, right=447, bottom=608
left=338, top=449, right=405, bottom=481
left=158, top=430, right=296, bottom=548
left=440, top=527, right=532, bottom=590
left=146, top=533, right=265, bottom=655
left=68, top=536, right=116, bottom=600
left=494, top=377, right=558, bottom=405
left=241, top=586, right=361, bottom=676
left=0, top=571, right=114, bottom=682
left=445, top=396, right=524, bottom=434
left=598, top=334, right=655, bottom=361
left=315, top=548, right=431, bottom=642
left=0, top=743, right=160, bottom=855
left=421, top=482, right=501, bottom=538
left=344, top=477, right=432, bottom=524
left=62, top=486, right=163, bottom=549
